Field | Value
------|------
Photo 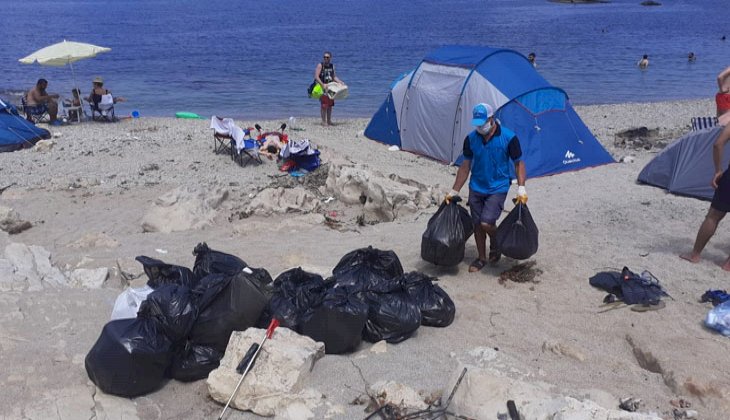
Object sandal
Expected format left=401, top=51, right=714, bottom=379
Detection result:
left=488, top=248, right=501, bottom=264
left=468, top=259, right=487, bottom=273
left=630, top=300, right=666, bottom=312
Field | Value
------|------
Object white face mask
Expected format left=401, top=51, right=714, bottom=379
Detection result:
left=476, top=120, right=492, bottom=135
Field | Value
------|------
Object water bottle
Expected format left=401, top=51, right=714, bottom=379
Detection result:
left=288, top=116, right=297, bottom=130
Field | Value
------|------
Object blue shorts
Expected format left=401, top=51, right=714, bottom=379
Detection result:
left=468, top=191, right=507, bottom=226
left=712, top=169, right=730, bottom=212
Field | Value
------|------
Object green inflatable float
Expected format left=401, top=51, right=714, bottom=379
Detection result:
left=175, top=112, right=203, bottom=119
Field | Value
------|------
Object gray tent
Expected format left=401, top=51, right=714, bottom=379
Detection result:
left=637, top=127, right=729, bottom=200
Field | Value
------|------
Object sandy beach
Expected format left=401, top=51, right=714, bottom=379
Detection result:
left=1, top=98, right=729, bottom=419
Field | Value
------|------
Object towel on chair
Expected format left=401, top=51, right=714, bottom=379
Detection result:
left=210, top=116, right=247, bottom=151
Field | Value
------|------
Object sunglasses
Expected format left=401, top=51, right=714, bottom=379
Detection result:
left=323, top=56, right=331, bottom=59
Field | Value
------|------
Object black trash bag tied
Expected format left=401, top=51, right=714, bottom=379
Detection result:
left=399, top=272, right=455, bottom=327
left=332, top=246, right=404, bottom=292
left=169, top=342, right=224, bottom=382
left=421, top=198, right=474, bottom=266
left=135, top=255, right=197, bottom=289
left=192, top=242, right=248, bottom=280
left=258, top=267, right=325, bottom=330
left=362, top=288, right=422, bottom=344
left=300, top=285, right=369, bottom=354
left=85, top=318, right=173, bottom=398
left=495, top=202, right=539, bottom=260
left=188, top=270, right=272, bottom=352
left=137, top=284, right=197, bottom=342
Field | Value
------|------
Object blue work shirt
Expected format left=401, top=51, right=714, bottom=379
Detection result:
left=462, top=124, right=523, bottom=195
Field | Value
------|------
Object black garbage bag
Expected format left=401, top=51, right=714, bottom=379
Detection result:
left=495, top=202, right=539, bottom=260
left=136, top=256, right=197, bottom=289
left=421, top=199, right=474, bottom=266
left=300, top=285, right=368, bottom=354
left=399, top=272, right=455, bottom=327
left=332, top=246, right=404, bottom=292
left=192, top=242, right=248, bottom=280
left=258, top=268, right=326, bottom=330
left=169, top=342, right=224, bottom=382
left=137, top=284, right=197, bottom=342
left=188, top=270, right=272, bottom=352
left=85, top=318, right=173, bottom=397
left=362, top=289, right=422, bottom=344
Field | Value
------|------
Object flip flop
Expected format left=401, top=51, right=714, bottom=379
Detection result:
left=488, top=248, right=501, bottom=264
left=630, top=300, right=666, bottom=312
left=469, top=259, right=487, bottom=273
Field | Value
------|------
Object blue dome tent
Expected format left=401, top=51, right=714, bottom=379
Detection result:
left=0, top=97, right=49, bottom=152
left=364, top=45, right=614, bottom=178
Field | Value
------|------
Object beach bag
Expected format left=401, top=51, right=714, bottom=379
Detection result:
left=495, top=202, right=539, bottom=260
left=421, top=199, right=473, bottom=266
left=293, top=149, right=321, bottom=172
left=309, top=82, right=323, bottom=99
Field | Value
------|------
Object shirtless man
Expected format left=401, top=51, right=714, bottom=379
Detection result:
left=637, top=55, right=649, bottom=70
left=25, top=78, right=59, bottom=123
left=716, top=66, right=730, bottom=125
left=680, top=124, right=730, bottom=270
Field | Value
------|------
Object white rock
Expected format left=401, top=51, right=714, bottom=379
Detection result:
left=68, top=267, right=109, bottom=289
left=468, top=346, right=498, bottom=364
left=244, top=187, right=320, bottom=216
left=619, top=155, right=636, bottom=163
left=370, top=340, right=388, bottom=354
left=369, top=381, right=427, bottom=410
left=33, top=139, right=56, bottom=152
left=445, top=365, right=661, bottom=420
left=141, top=186, right=228, bottom=233
left=541, top=340, right=586, bottom=362
left=207, top=327, right=325, bottom=417
left=388, top=145, right=400, bottom=151
left=29, top=245, right=67, bottom=287
left=67, top=232, right=119, bottom=249
left=5, top=242, right=42, bottom=291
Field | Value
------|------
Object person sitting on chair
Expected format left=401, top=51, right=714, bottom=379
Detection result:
left=87, top=76, right=125, bottom=105
left=25, top=78, right=60, bottom=124
left=63, top=88, right=82, bottom=121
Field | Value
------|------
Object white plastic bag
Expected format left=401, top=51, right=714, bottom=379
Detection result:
left=111, top=285, right=154, bottom=320
left=705, top=300, right=730, bottom=336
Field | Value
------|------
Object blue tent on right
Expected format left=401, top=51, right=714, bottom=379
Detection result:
left=364, top=45, right=615, bottom=178
left=637, top=127, right=729, bottom=200
left=0, top=97, right=49, bottom=152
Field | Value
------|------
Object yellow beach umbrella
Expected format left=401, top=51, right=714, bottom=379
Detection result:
left=19, top=40, right=111, bottom=94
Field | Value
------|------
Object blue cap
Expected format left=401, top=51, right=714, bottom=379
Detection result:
left=471, top=103, right=493, bottom=126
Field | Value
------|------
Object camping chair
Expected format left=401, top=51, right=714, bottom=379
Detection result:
left=231, top=138, right=263, bottom=167
left=20, top=96, right=49, bottom=124
left=210, top=117, right=262, bottom=167
left=90, top=93, right=116, bottom=122
left=691, top=116, right=718, bottom=131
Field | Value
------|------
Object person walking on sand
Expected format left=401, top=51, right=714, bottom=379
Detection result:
left=716, top=66, right=730, bottom=125
left=314, top=51, right=344, bottom=126
left=445, top=103, right=527, bottom=273
left=680, top=124, right=730, bottom=269
left=638, top=55, right=649, bottom=69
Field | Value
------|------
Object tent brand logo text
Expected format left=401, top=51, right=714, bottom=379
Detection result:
left=563, top=150, right=581, bottom=165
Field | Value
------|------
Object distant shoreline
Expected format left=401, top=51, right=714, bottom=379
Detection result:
left=548, top=0, right=610, bottom=3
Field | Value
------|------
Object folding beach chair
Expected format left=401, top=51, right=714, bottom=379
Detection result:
left=691, top=116, right=719, bottom=131
left=210, top=116, right=262, bottom=167
left=20, top=96, right=50, bottom=123
left=90, top=93, right=116, bottom=122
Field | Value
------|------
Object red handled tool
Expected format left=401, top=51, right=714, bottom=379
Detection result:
left=217, top=319, right=280, bottom=420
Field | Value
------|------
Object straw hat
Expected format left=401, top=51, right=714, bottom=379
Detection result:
left=92, top=76, right=104, bottom=84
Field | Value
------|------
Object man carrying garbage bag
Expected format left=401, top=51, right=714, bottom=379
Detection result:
left=446, top=103, right=527, bottom=273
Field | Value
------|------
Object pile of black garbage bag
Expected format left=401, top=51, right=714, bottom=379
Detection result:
left=86, top=244, right=455, bottom=398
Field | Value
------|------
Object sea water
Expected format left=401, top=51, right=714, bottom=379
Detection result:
left=1, top=0, right=728, bottom=119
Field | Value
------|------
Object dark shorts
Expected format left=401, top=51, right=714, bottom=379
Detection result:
left=468, top=191, right=507, bottom=226
left=711, top=169, right=730, bottom=212
left=320, top=95, right=335, bottom=109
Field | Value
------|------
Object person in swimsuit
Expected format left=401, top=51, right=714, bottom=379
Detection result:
left=86, top=76, right=126, bottom=106
left=637, top=55, right=649, bottom=70
left=680, top=124, right=730, bottom=270
left=25, top=78, right=60, bottom=124
left=716, top=66, right=730, bottom=125
left=314, top=51, right=344, bottom=126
